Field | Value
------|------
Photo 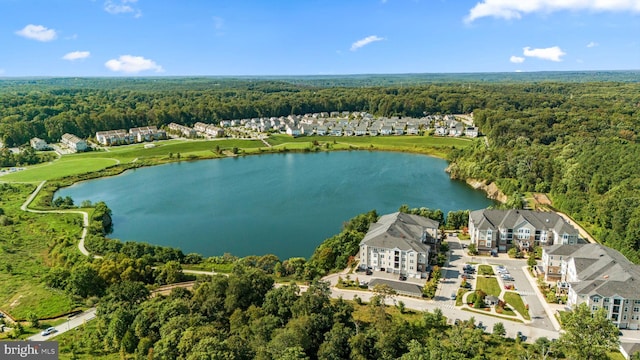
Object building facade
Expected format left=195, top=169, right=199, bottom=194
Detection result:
left=30, top=137, right=48, bottom=151
left=542, top=243, right=640, bottom=330
left=61, top=133, right=87, bottom=152
left=469, top=209, right=579, bottom=254
left=359, top=212, right=439, bottom=279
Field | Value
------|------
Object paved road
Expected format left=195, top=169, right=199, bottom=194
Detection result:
left=27, top=308, right=97, bottom=341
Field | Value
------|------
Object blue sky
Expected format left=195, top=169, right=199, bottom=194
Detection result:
left=1, top=0, right=639, bottom=76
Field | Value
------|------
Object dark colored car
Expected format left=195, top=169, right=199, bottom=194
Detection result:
left=399, top=274, right=407, bottom=281
left=365, top=269, right=373, bottom=275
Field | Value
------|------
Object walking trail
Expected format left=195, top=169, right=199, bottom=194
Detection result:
left=21, top=180, right=95, bottom=258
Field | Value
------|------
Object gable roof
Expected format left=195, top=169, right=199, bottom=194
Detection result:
left=552, top=243, right=640, bottom=299
left=360, top=212, right=438, bottom=253
left=470, top=209, right=579, bottom=236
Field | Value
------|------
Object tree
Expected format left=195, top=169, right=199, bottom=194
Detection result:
left=28, top=312, right=39, bottom=328
left=492, top=322, right=505, bottom=337
left=558, top=303, right=620, bottom=360
left=467, top=243, right=478, bottom=256
left=527, top=253, right=537, bottom=269
left=372, top=283, right=397, bottom=305
left=67, top=263, right=106, bottom=298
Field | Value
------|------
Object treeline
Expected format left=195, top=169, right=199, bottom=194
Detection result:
left=74, top=273, right=558, bottom=360
left=7, top=79, right=633, bottom=147
left=447, top=83, right=640, bottom=262
left=0, top=146, right=53, bottom=167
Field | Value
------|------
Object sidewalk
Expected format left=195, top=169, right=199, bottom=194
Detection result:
left=522, top=265, right=562, bottom=331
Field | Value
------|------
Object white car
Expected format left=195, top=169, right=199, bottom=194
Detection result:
left=41, top=327, right=57, bottom=336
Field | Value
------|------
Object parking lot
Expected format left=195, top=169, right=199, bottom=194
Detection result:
left=440, top=233, right=558, bottom=338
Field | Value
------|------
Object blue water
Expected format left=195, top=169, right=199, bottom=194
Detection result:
left=57, top=152, right=493, bottom=259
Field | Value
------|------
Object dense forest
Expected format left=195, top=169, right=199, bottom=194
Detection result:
left=1, top=74, right=639, bottom=263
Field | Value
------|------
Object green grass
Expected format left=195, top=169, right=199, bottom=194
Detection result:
left=0, top=138, right=264, bottom=183
left=266, top=134, right=472, bottom=157
left=455, top=289, right=469, bottom=306
left=503, top=291, right=530, bottom=320
left=55, top=320, right=120, bottom=360
left=0, top=183, right=82, bottom=319
left=476, top=276, right=501, bottom=297
left=1, top=157, right=120, bottom=182
left=478, top=264, right=495, bottom=276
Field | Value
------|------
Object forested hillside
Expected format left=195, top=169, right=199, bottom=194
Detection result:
left=1, top=76, right=640, bottom=262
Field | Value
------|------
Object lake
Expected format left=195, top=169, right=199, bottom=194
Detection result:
left=56, top=151, right=494, bottom=259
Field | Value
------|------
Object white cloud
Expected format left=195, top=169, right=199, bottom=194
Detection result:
left=15, top=24, right=57, bottom=42
left=350, top=35, right=384, bottom=51
left=104, top=0, right=141, bottom=17
left=62, top=51, right=91, bottom=61
left=105, top=55, right=164, bottom=73
left=510, top=55, right=525, bottom=63
left=523, top=46, right=566, bottom=61
left=587, top=41, right=599, bottom=48
left=465, top=0, right=640, bottom=23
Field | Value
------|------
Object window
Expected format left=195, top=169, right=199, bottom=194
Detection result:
left=633, top=307, right=639, bottom=312
left=592, top=306, right=598, bottom=311
left=593, top=297, right=600, bottom=303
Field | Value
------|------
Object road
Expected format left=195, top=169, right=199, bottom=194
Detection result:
left=27, top=308, right=97, bottom=341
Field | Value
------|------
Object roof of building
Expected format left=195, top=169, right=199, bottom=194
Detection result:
left=550, top=243, right=640, bottom=299
left=360, top=212, right=438, bottom=253
left=469, top=209, right=579, bottom=236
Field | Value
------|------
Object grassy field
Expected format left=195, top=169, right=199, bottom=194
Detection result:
left=0, top=183, right=83, bottom=319
left=476, top=276, right=501, bottom=297
left=503, top=291, right=530, bottom=320
left=0, top=157, right=120, bottom=182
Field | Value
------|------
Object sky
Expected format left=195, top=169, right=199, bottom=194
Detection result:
left=1, top=0, right=639, bottom=76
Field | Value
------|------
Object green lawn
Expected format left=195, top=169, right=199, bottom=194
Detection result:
left=476, top=276, right=501, bottom=297
left=478, top=264, right=495, bottom=276
left=503, top=291, right=530, bottom=320
left=266, top=134, right=473, bottom=155
left=1, top=157, right=120, bottom=182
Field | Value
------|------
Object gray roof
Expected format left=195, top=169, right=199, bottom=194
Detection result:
left=360, top=212, right=438, bottom=253
left=470, top=209, right=579, bottom=236
left=552, top=243, right=640, bottom=299
left=368, top=278, right=423, bottom=297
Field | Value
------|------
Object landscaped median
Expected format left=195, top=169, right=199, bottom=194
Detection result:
left=458, top=270, right=530, bottom=322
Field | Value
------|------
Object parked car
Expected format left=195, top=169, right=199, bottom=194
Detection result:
left=451, top=292, right=457, bottom=300
left=399, top=274, right=407, bottom=281
left=41, top=327, right=57, bottom=336
left=365, top=269, right=373, bottom=275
